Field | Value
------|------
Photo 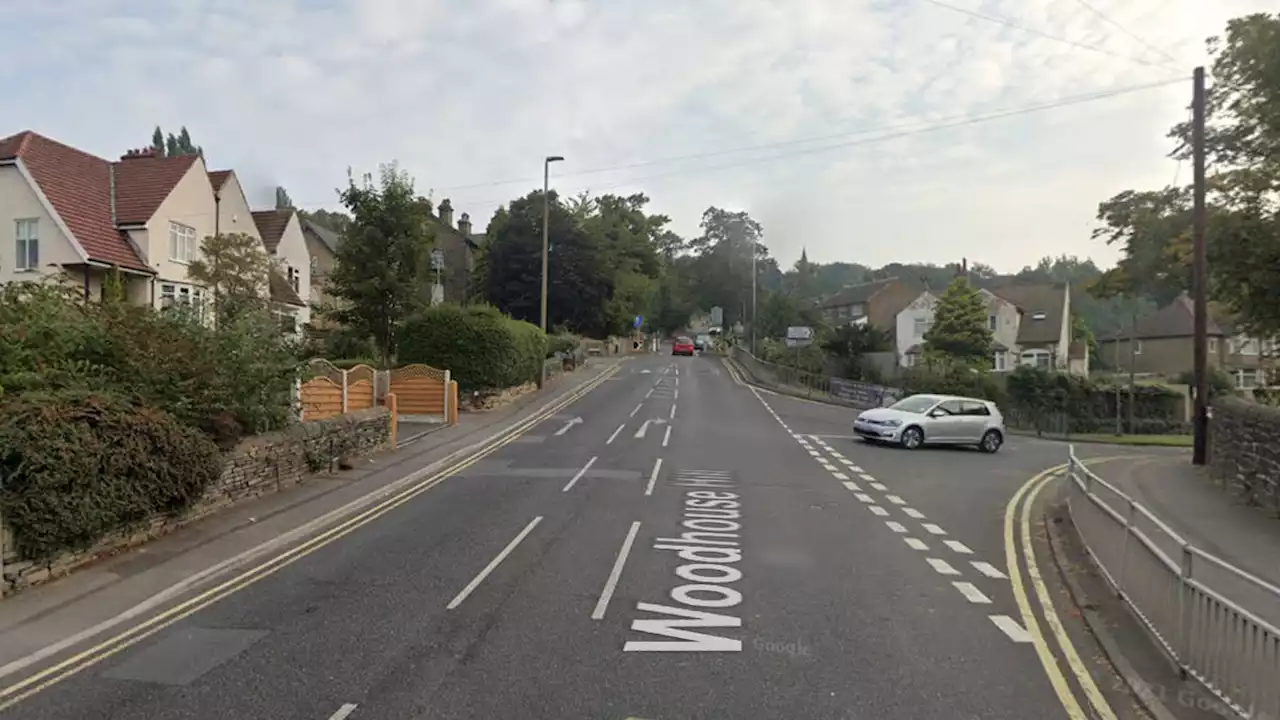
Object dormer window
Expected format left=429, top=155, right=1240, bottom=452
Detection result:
left=1031, top=311, right=1047, bottom=321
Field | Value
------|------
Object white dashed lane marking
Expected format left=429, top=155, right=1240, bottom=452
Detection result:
left=926, top=558, right=961, bottom=576
left=746, top=388, right=1027, bottom=646
left=953, top=582, right=993, bottom=604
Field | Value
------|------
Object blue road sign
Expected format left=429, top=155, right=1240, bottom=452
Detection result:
left=633, top=315, right=644, bottom=329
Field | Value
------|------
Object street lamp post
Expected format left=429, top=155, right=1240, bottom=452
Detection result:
left=540, top=155, right=564, bottom=335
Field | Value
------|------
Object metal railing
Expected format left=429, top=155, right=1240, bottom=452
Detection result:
left=729, top=346, right=901, bottom=409
left=1066, top=448, right=1280, bottom=719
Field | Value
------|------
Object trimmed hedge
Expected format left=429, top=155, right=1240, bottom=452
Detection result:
left=398, top=305, right=547, bottom=392
left=0, top=390, right=223, bottom=561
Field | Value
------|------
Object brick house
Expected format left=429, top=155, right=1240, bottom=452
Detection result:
left=429, top=198, right=481, bottom=304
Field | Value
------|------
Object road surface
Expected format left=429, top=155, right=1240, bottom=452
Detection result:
left=0, top=352, right=1150, bottom=719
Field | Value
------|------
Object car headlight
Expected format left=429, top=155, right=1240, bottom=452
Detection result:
left=882, top=419, right=902, bottom=427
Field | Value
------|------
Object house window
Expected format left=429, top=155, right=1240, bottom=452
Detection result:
left=849, top=303, right=865, bottom=318
left=904, top=353, right=917, bottom=368
left=287, top=266, right=299, bottom=292
left=169, top=222, right=197, bottom=263
left=14, top=219, right=38, bottom=271
left=1235, top=337, right=1258, bottom=355
left=159, top=283, right=204, bottom=314
left=1021, top=349, right=1052, bottom=369
left=1133, top=340, right=1143, bottom=355
left=993, top=352, right=1007, bottom=371
left=914, top=317, right=932, bottom=337
left=988, top=315, right=998, bottom=331
left=1236, top=369, right=1260, bottom=389
left=276, top=311, right=298, bottom=334
left=1031, top=311, right=1047, bottom=321
left=1208, top=338, right=1218, bottom=354
left=159, top=283, right=177, bottom=308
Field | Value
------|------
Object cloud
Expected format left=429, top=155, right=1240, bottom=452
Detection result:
left=2, top=0, right=1272, bottom=273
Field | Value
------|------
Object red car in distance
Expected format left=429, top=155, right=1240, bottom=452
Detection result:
left=672, top=336, right=696, bottom=356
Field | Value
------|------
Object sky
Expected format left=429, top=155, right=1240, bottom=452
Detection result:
left=4, top=0, right=1272, bottom=274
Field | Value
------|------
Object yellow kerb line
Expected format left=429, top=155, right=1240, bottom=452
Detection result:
left=0, top=363, right=621, bottom=710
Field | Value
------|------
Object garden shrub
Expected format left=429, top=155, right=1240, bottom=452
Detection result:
left=0, top=389, right=223, bottom=561
left=546, top=333, right=580, bottom=359
left=1007, top=365, right=1185, bottom=432
left=398, top=304, right=547, bottom=392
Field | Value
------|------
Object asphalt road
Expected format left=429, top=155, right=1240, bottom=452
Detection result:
left=0, top=353, right=1163, bottom=720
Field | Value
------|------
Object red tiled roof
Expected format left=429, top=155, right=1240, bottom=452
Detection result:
left=208, top=170, right=232, bottom=189
left=0, top=130, right=150, bottom=271
left=112, top=153, right=197, bottom=226
left=251, top=209, right=293, bottom=253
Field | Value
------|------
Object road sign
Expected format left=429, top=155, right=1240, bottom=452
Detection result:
left=634, top=315, right=644, bottom=329
left=786, top=326, right=813, bottom=340
left=710, top=306, right=723, bottom=326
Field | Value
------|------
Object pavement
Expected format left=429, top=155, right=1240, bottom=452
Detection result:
left=0, top=350, right=1203, bottom=719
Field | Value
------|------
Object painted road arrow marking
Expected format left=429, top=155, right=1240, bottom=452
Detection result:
left=554, top=416, right=583, bottom=436
left=633, top=418, right=667, bottom=439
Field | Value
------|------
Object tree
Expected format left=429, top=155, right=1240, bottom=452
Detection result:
left=478, top=190, right=614, bottom=337
left=1093, top=13, right=1280, bottom=338
left=822, top=323, right=890, bottom=380
left=187, top=233, right=274, bottom=323
left=923, top=277, right=992, bottom=366
left=275, top=186, right=294, bottom=209
left=149, top=125, right=202, bottom=158
left=685, top=207, right=767, bottom=329
left=326, top=164, right=436, bottom=366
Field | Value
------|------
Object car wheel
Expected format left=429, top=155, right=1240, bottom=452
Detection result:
left=900, top=426, right=923, bottom=450
left=979, top=429, right=1003, bottom=454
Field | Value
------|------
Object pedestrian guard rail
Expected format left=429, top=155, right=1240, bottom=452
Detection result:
left=728, top=345, right=901, bottom=409
left=1066, top=447, right=1280, bottom=719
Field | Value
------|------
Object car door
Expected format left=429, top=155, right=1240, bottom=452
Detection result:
left=957, top=400, right=992, bottom=443
left=926, top=399, right=967, bottom=442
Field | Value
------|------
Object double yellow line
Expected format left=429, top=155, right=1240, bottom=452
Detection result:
left=0, top=363, right=622, bottom=711
left=1005, top=457, right=1128, bottom=720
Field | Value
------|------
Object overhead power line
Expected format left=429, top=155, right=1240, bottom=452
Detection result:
left=917, top=0, right=1180, bottom=69
left=286, top=76, right=1187, bottom=210
left=1070, top=0, right=1180, bottom=64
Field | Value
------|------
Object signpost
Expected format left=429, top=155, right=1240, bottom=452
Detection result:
left=784, top=326, right=813, bottom=349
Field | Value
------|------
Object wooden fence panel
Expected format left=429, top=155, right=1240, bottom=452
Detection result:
left=347, top=379, right=375, bottom=411
left=389, top=364, right=447, bottom=416
left=300, top=377, right=344, bottom=421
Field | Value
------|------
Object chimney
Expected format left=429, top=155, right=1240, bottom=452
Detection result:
left=438, top=198, right=454, bottom=228
left=120, top=147, right=160, bottom=160
left=457, top=211, right=472, bottom=236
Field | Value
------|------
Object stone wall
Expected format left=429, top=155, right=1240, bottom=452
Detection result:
left=1, top=408, right=390, bottom=595
left=1208, top=396, right=1280, bottom=515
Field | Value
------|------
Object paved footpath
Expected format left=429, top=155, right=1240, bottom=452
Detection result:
left=0, top=353, right=1162, bottom=719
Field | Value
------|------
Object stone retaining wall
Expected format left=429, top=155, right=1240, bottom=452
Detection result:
left=1, top=408, right=390, bottom=595
left=1208, top=396, right=1280, bottom=515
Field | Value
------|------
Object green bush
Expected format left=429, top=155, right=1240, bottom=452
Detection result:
left=329, top=358, right=380, bottom=370
left=899, top=361, right=1007, bottom=404
left=1007, top=365, right=1184, bottom=428
left=0, top=390, right=223, bottom=561
left=547, top=333, right=580, bottom=359
left=398, top=304, right=547, bottom=392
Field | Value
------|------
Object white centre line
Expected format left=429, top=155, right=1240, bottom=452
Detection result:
left=885, top=521, right=908, bottom=533
left=990, top=615, right=1033, bottom=643
left=631, top=403, right=643, bottom=417
left=447, top=517, right=543, bottom=609
left=842, top=481, right=861, bottom=492
left=943, top=540, right=974, bottom=555
left=673, top=388, right=679, bottom=400
left=926, top=558, right=961, bottom=576
left=592, top=521, right=642, bottom=620
left=607, top=424, right=625, bottom=444
left=886, top=495, right=906, bottom=505
left=953, top=581, right=992, bottom=604
left=922, top=523, right=947, bottom=535
left=868, top=505, right=889, bottom=516
left=903, top=508, right=926, bottom=519
left=904, top=537, right=929, bottom=551
left=562, top=456, right=598, bottom=492
left=854, top=493, right=875, bottom=504
left=644, top=458, right=663, bottom=496
left=832, top=472, right=849, bottom=480
left=669, top=404, right=676, bottom=420
left=972, top=561, right=1008, bottom=579
left=327, top=704, right=359, bottom=720
left=662, top=425, right=672, bottom=447
left=645, top=388, right=654, bottom=398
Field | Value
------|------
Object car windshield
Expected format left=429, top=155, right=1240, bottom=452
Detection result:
left=676, top=337, right=692, bottom=344
left=888, top=395, right=939, bottom=414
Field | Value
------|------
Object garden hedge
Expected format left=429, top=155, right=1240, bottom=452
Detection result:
left=0, top=389, right=223, bottom=561
left=398, top=305, right=547, bottom=392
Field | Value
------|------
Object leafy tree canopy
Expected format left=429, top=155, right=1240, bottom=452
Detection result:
left=923, top=277, right=993, bottom=366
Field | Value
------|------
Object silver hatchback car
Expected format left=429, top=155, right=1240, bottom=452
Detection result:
left=853, top=393, right=1005, bottom=453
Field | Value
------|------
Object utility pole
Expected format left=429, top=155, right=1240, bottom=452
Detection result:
left=1114, top=333, right=1123, bottom=436
left=1128, top=310, right=1137, bottom=434
left=1191, top=67, right=1209, bottom=465
left=751, top=235, right=758, bottom=357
